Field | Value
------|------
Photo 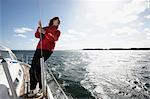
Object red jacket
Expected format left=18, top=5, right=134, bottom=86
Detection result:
left=35, top=25, right=61, bottom=51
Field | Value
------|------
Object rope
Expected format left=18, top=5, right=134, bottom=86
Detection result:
left=37, top=0, right=43, bottom=57
left=46, top=66, right=68, bottom=99
left=37, top=0, right=46, bottom=96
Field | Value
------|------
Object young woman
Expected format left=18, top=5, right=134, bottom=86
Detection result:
left=29, top=17, right=61, bottom=96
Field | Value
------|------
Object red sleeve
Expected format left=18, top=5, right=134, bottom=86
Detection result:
left=54, top=30, right=61, bottom=41
left=35, top=27, right=40, bottom=38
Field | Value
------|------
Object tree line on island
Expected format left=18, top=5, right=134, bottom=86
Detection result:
left=82, top=48, right=150, bottom=50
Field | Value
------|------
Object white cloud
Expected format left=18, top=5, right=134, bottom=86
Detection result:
left=84, top=0, right=146, bottom=27
left=67, top=29, right=86, bottom=36
left=144, top=28, right=150, bottom=39
left=129, top=22, right=144, bottom=28
left=68, top=29, right=77, bottom=34
left=59, top=0, right=147, bottom=49
left=120, top=15, right=138, bottom=23
left=112, top=27, right=140, bottom=36
left=31, top=38, right=35, bottom=42
left=13, top=34, right=27, bottom=38
left=113, top=0, right=146, bottom=24
left=145, top=15, right=150, bottom=19
left=24, top=38, right=38, bottom=49
left=138, top=22, right=144, bottom=26
left=123, top=0, right=146, bottom=15
left=59, top=29, right=87, bottom=43
left=14, top=27, right=33, bottom=33
left=144, top=28, right=150, bottom=33
left=13, top=27, right=33, bottom=38
left=6, top=41, right=11, bottom=44
left=139, top=28, right=150, bottom=40
left=61, top=33, right=79, bottom=42
left=146, top=33, right=150, bottom=37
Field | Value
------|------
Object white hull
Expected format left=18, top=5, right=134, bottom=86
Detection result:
left=0, top=44, right=69, bottom=99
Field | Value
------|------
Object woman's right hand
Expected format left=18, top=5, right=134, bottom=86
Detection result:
left=38, top=20, right=42, bottom=27
left=38, top=28, right=45, bottom=34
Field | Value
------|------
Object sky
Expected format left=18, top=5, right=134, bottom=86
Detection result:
left=0, top=0, right=150, bottom=50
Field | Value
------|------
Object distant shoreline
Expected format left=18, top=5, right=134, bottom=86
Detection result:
left=82, top=48, right=150, bottom=50
left=11, top=48, right=150, bottom=51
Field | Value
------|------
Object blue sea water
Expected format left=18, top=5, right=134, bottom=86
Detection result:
left=12, top=50, right=150, bottom=99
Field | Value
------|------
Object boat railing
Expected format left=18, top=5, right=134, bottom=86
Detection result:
left=18, top=55, right=70, bottom=99
left=16, top=55, right=33, bottom=65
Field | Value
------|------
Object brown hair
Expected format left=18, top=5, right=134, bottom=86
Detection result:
left=49, top=17, right=60, bottom=26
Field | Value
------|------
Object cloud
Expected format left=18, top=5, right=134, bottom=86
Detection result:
left=13, top=27, right=33, bottom=38
left=24, top=38, right=38, bottom=49
left=84, top=0, right=146, bottom=26
left=6, top=41, right=11, bottom=44
left=112, top=27, right=140, bottom=36
left=144, top=28, right=150, bottom=39
left=118, top=15, right=138, bottom=23
left=67, top=29, right=86, bottom=36
left=113, top=0, right=146, bottom=24
left=31, top=38, right=36, bottom=42
left=60, top=29, right=87, bottom=43
left=58, top=0, right=148, bottom=49
left=13, top=34, right=27, bottom=38
left=14, top=27, right=33, bottom=34
left=138, top=22, right=144, bottom=26
left=145, top=15, right=150, bottom=19
left=123, top=0, right=146, bottom=15
left=68, top=29, right=77, bottom=34
left=25, top=38, right=38, bottom=44
left=61, top=33, right=78, bottom=42
left=144, top=28, right=150, bottom=33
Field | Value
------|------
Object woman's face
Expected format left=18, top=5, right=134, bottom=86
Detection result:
left=53, top=19, right=59, bottom=26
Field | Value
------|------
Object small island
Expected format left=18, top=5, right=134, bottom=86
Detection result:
left=82, top=48, right=150, bottom=50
